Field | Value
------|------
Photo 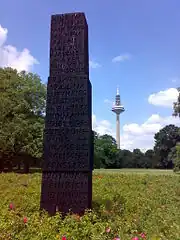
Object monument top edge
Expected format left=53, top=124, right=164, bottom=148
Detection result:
left=51, top=12, right=86, bottom=19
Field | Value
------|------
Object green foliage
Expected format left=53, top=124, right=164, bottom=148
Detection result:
left=0, top=172, right=180, bottom=239
left=154, top=125, right=180, bottom=168
left=173, top=143, right=180, bottom=172
left=145, top=150, right=159, bottom=168
left=117, top=149, right=133, bottom=168
left=94, top=132, right=119, bottom=168
left=132, top=149, right=144, bottom=168
left=0, top=68, right=46, bottom=171
left=93, top=131, right=161, bottom=170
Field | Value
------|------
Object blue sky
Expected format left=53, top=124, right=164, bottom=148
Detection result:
left=0, top=0, right=180, bottom=150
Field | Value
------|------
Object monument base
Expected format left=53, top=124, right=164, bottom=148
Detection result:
left=40, top=171, right=92, bottom=215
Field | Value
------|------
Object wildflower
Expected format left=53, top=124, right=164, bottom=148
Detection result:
left=9, top=203, right=14, bottom=210
left=23, top=217, right=28, bottom=224
left=98, top=175, right=103, bottom=179
left=62, top=236, right=67, bottom=240
left=72, top=214, right=80, bottom=221
left=132, top=237, right=139, bottom=240
left=140, top=233, right=146, bottom=238
left=106, top=227, right=111, bottom=233
left=113, top=237, right=120, bottom=240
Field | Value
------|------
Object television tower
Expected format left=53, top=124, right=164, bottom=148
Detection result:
left=112, top=87, right=125, bottom=149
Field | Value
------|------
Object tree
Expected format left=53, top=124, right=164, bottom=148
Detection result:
left=145, top=149, right=159, bottom=168
left=173, top=88, right=180, bottom=117
left=173, top=143, right=180, bottom=172
left=117, top=149, right=132, bottom=168
left=93, top=133, right=119, bottom=168
left=93, top=131, right=101, bottom=169
left=132, top=148, right=145, bottom=168
left=172, top=89, right=180, bottom=172
left=154, top=124, right=180, bottom=168
left=0, top=67, right=46, bottom=172
left=99, top=134, right=117, bottom=146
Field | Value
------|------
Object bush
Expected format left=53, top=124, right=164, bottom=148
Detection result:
left=0, top=172, right=180, bottom=239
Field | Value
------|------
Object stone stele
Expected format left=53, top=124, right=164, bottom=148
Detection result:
left=40, top=12, right=93, bottom=216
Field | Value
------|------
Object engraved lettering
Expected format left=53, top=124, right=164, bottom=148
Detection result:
left=40, top=12, right=93, bottom=216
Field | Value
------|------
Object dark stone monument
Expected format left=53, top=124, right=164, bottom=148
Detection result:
left=40, top=12, right=93, bottom=216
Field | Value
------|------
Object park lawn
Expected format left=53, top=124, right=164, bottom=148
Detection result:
left=0, top=172, right=180, bottom=240
left=94, top=169, right=177, bottom=175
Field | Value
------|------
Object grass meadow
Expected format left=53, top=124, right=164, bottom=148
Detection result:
left=0, top=169, right=180, bottom=240
left=94, top=169, right=177, bottom=175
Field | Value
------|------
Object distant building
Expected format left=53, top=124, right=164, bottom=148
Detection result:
left=112, top=88, right=125, bottom=149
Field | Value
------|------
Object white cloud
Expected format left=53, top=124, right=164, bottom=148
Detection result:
left=0, top=24, right=38, bottom=72
left=89, top=60, right=101, bottom=69
left=121, top=114, right=180, bottom=151
left=0, top=25, right=7, bottom=47
left=93, top=113, right=180, bottom=151
left=92, top=114, right=115, bottom=136
left=104, top=99, right=113, bottom=105
left=94, top=88, right=180, bottom=151
left=171, top=78, right=179, bottom=83
left=112, top=53, right=131, bottom=63
left=148, top=88, right=179, bottom=108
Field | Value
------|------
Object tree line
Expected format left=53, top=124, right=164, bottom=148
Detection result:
left=0, top=68, right=180, bottom=173
left=94, top=126, right=180, bottom=171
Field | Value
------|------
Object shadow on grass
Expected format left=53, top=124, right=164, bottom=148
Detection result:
left=92, top=193, right=126, bottom=220
left=0, top=168, right=42, bottom=174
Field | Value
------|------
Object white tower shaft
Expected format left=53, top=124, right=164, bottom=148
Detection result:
left=116, top=114, right=120, bottom=149
left=111, top=87, right=125, bottom=149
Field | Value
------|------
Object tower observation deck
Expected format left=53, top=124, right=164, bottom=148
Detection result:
left=112, top=88, right=125, bottom=149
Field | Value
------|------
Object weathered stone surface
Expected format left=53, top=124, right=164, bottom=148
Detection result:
left=41, top=172, right=92, bottom=214
left=40, top=12, right=93, bottom=216
left=49, top=13, right=89, bottom=76
left=43, top=128, right=92, bottom=171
